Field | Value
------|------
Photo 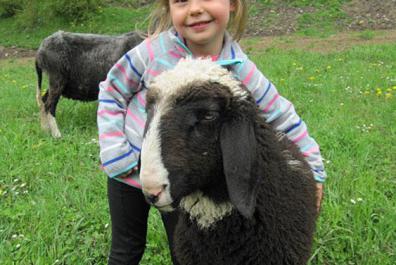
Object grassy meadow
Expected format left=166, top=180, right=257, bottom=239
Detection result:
left=1, top=38, right=395, bottom=264
left=0, top=1, right=395, bottom=263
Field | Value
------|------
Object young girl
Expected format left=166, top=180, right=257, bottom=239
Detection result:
left=97, top=0, right=326, bottom=264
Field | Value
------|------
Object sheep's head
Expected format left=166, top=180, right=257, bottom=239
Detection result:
left=140, top=59, right=260, bottom=221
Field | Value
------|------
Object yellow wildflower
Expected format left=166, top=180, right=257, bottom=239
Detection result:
left=308, top=76, right=316, bottom=81
left=385, top=93, right=392, bottom=99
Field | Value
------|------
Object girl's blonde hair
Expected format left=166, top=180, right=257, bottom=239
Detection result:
left=147, top=0, right=247, bottom=41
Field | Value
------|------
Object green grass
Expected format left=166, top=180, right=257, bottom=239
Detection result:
left=357, top=30, right=376, bottom=40
left=0, top=6, right=150, bottom=48
left=0, top=59, right=170, bottom=264
left=294, top=0, right=350, bottom=37
left=1, top=40, right=395, bottom=264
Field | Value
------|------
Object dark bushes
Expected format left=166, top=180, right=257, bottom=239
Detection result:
left=0, top=0, right=23, bottom=18
left=51, top=0, right=103, bottom=22
left=0, top=0, right=103, bottom=26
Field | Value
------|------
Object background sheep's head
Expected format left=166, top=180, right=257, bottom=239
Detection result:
left=140, top=59, right=260, bottom=219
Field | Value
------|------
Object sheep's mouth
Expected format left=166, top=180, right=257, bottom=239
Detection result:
left=155, top=204, right=175, bottom=212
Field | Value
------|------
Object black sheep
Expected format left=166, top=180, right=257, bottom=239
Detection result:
left=139, top=59, right=318, bottom=265
left=35, top=30, right=143, bottom=137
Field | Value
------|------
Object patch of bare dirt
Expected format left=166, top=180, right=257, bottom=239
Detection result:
left=246, top=0, right=396, bottom=37
left=343, top=0, right=396, bottom=30
left=0, top=46, right=36, bottom=60
left=242, top=29, right=396, bottom=54
left=246, top=5, right=316, bottom=36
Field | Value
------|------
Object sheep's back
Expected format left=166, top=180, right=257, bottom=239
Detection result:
left=36, top=31, right=143, bottom=101
left=174, top=119, right=317, bottom=265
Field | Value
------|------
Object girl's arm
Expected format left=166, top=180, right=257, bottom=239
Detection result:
left=97, top=41, right=148, bottom=178
left=236, top=59, right=327, bottom=184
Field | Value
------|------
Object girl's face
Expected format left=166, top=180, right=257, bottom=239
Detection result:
left=169, top=0, right=235, bottom=56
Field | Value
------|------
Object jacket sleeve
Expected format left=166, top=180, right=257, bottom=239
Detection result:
left=235, top=59, right=327, bottom=183
left=97, top=40, right=148, bottom=178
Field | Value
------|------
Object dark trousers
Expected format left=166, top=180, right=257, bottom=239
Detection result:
left=107, top=178, right=180, bottom=265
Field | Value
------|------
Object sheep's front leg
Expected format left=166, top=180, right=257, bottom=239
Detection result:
left=47, top=113, right=61, bottom=138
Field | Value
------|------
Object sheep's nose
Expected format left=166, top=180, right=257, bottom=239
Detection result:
left=143, top=184, right=167, bottom=205
left=146, top=193, right=160, bottom=204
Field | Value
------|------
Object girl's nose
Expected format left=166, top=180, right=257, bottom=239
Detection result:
left=189, top=0, right=204, bottom=16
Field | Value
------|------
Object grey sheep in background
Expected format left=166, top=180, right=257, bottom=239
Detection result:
left=139, top=59, right=318, bottom=265
left=35, top=30, right=143, bottom=137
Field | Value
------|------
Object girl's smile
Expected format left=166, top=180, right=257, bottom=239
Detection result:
left=170, top=0, right=235, bottom=57
left=187, top=19, right=215, bottom=32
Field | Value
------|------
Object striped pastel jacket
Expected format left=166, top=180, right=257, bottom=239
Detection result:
left=97, top=28, right=327, bottom=188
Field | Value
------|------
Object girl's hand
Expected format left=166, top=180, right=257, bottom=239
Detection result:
left=316, top=183, right=324, bottom=212
left=118, top=166, right=139, bottom=179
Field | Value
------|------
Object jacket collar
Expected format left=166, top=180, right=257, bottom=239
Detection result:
left=168, top=28, right=243, bottom=67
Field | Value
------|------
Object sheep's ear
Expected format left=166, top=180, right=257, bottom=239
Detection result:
left=220, top=118, right=258, bottom=219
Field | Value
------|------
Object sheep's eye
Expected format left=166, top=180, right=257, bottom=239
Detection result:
left=200, top=111, right=219, bottom=122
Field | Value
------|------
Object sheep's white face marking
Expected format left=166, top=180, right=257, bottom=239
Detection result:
left=150, top=58, right=249, bottom=101
left=140, top=103, right=174, bottom=209
left=180, top=191, right=234, bottom=229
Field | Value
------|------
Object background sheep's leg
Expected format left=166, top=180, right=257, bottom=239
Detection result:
left=47, top=113, right=61, bottom=138
left=38, top=90, right=51, bottom=133
left=44, top=76, right=63, bottom=138
left=36, top=84, right=44, bottom=107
